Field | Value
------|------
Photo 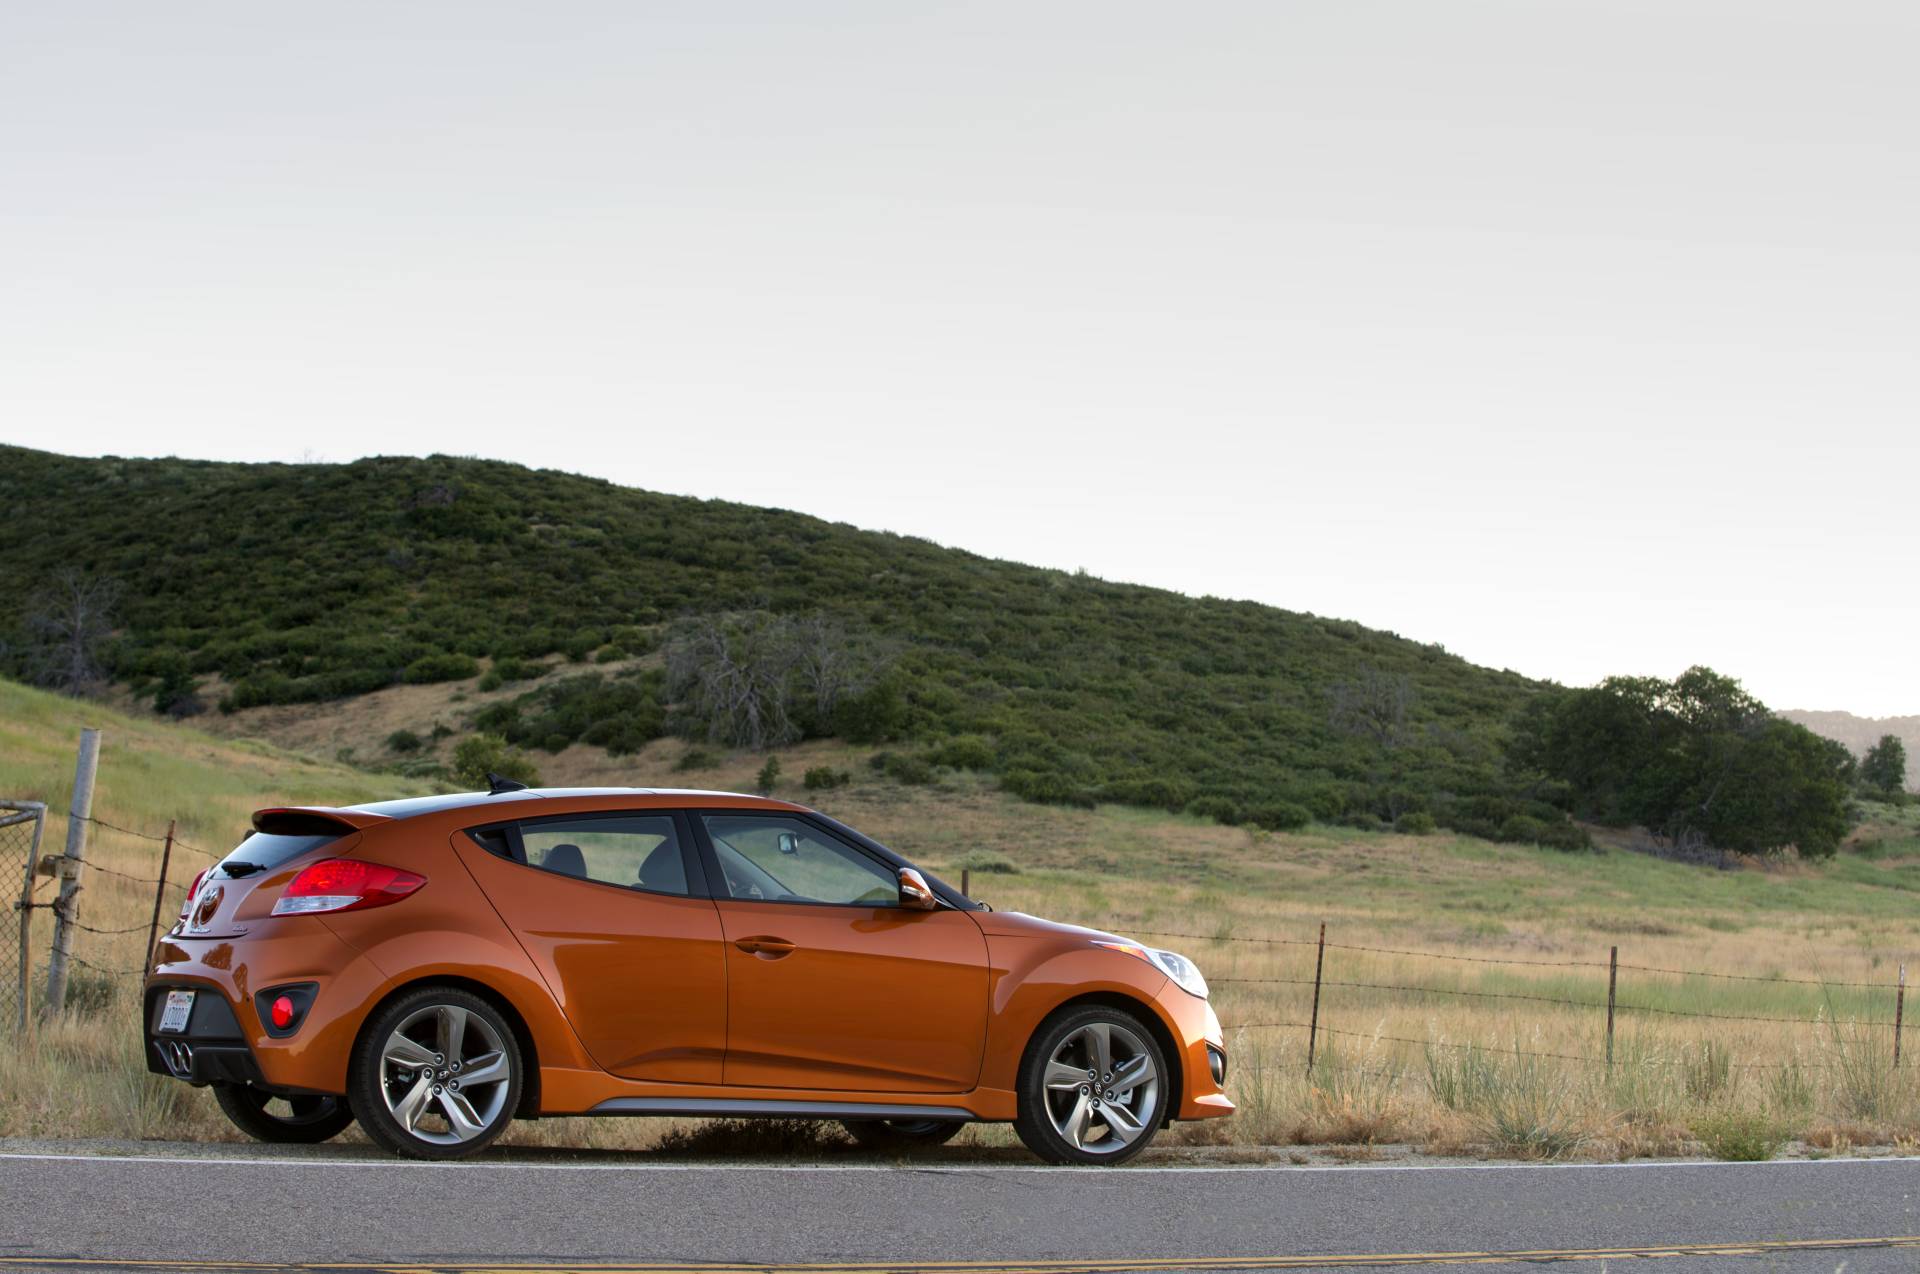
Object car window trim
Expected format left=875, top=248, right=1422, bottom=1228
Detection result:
left=687, top=811, right=909, bottom=910
left=462, top=809, right=712, bottom=900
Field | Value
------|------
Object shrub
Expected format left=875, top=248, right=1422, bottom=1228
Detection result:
left=450, top=733, right=541, bottom=789
left=1396, top=811, right=1437, bottom=836
left=926, top=734, right=995, bottom=770
left=872, top=751, right=934, bottom=785
left=755, top=756, right=782, bottom=794
left=832, top=678, right=907, bottom=744
left=955, top=849, right=1020, bottom=875
left=403, top=652, right=480, bottom=684
left=1186, top=795, right=1244, bottom=825
left=803, top=766, right=852, bottom=791
left=1100, top=777, right=1197, bottom=812
left=675, top=747, right=717, bottom=772
left=1000, top=768, right=1094, bottom=808
left=386, top=728, right=423, bottom=753
left=1691, top=1110, right=1787, bottom=1162
left=1247, top=801, right=1312, bottom=831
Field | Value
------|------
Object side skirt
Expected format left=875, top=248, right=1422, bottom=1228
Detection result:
left=587, top=1097, right=975, bottom=1120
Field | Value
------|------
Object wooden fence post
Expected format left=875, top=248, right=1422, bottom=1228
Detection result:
left=1306, top=921, right=1326, bottom=1076
left=144, top=819, right=175, bottom=969
left=1606, top=944, right=1619, bottom=1071
left=43, top=727, right=100, bottom=1018
left=1896, top=966, right=1906, bottom=1069
left=13, top=804, right=46, bottom=1035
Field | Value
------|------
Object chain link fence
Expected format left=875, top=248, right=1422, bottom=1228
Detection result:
left=2, top=801, right=48, bottom=1028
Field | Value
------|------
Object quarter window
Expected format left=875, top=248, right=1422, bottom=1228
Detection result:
left=701, top=815, right=899, bottom=907
left=516, top=815, right=692, bottom=896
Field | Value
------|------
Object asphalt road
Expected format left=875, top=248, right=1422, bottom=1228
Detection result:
left=2, top=1143, right=1919, bottom=1273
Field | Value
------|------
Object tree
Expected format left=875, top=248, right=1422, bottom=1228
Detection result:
left=1518, top=666, right=1851, bottom=859
left=1861, top=734, right=1909, bottom=797
left=664, top=611, right=896, bottom=750
left=24, top=568, right=121, bottom=696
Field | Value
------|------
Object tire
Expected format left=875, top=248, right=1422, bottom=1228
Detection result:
left=212, top=1084, right=355, bottom=1144
left=840, top=1118, right=965, bottom=1152
left=348, top=986, right=522, bottom=1161
left=1013, top=1004, right=1169, bottom=1165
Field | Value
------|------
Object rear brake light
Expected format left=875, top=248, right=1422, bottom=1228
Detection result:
left=177, top=868, right=210, bottom=925
left=271, top=858, right=425, bottom=916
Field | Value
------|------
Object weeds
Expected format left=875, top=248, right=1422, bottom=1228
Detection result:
left=1691, top=1110, right=1787, bottom=1161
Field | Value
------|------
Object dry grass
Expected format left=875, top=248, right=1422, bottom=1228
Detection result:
left=8, top=678, right=1920, bottom=1160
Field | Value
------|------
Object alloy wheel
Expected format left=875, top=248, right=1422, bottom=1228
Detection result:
left=1040, top=1020, right=1160, bottom=1154
left=377, top=1002, right=513, bottom=1146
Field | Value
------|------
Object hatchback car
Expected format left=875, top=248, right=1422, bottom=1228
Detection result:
left=145, top=785, right=1232, bottom=1163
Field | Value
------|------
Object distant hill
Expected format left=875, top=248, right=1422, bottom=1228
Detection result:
left=1782, top=710, right=1919, bottom=789
left=0, top=445, right=1550, bottom=834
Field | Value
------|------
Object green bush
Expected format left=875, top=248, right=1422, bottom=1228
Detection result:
left=871, top=751, right=934, bottom=785
left=1185, top=795, right=1243, bottom=825
left=450, top=733, right=541, bottom=789
left=675, top=747, right=717, bottom=772
left=1247, top=801, right=1311, bottom=831
left=755, top=756, right=782, bottom=794
left=802, top=766, right=852, bottom=791
left=403, top=652, right=480, bottom=684
left=386, top=728, right=423, bottom=753
left=1001, top=768, right=1094, bottom=808
left=1395, top=811, right=1437, bottom=836
left=926, top=734, right=995, bottom=770
left=1690, top=1110, right=1787, bottom=1162
left=955, top=849, right=1020, bottom=875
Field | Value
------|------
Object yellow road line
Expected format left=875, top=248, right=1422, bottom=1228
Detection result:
left=6, top=1235, right=1920, bottom=1273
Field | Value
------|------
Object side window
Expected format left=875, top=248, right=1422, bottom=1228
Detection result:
left=702, top=814, right=900, bottom=907
left=516, top=814, right=692, bottom=896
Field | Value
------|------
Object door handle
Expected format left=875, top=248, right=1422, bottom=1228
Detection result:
left=734, top=936, right=797, bottom=958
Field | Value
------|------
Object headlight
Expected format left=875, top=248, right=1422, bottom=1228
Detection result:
left=1093, top=940, right=1210, bottom=1000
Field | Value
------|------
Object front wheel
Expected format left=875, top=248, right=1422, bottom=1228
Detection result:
left=840, top=1118, right=965, bottom=1152
left=348, top=987, right=522, bottom=1161
left=212, top=1084, right=355, bottom=1144
left=1013, top=1005, right=1168, bottom=1165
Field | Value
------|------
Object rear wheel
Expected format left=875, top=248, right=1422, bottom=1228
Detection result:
left=1013, top=1005, right=1168, bottom=1165
left=349, top=987, right=522, bottom=1161
left=212, top=1084, right=355, bottom=1144
left=840, top=1118, right=965, bottom=1152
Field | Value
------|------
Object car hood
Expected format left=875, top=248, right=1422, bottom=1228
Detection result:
left=970, top=909, right=1132, bottom=944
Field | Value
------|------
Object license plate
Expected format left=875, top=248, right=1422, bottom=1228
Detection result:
left=158, top=990, right=194, bottom=1034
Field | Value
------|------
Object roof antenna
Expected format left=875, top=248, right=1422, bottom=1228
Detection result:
left=486, top=772, right=529, bottom=795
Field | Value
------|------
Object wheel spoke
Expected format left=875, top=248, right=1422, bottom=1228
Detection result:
left=1044, top=1059, right=1088, bottom=1092
left=459, top=1050, right=509, bottom=1090
left=1060, top=1091, right=1092, bottom=1149
left=383, top=1033, right=437, bottom=1070
left=1110, top=1051, right=1156, bottom=1092
left=438, top=1088, right=487, bottom=1140
left=1100, top=1098, right=1145, bottom=1145
left=438, top=1005, right=469, bottom=1063
left=391, top=1073, right=435, bottom=1131
left=1082, top=1023, right=1114, bottom=1077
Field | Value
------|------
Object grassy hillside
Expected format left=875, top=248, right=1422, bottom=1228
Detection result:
left=7, top=678, right=1920, bottom=1159
left=0, top=445, right=1548, bottom=837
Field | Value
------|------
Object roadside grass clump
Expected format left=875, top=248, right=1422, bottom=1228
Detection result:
left=1435, top=1038, right=1592, bottom=1160
left=1297, top=1037, right=1406, bottom=1145
left=1690, top=1108, right=1789, bottom=1161
left=1679, top=1041, right=1736, bottom=1105
left=1817, top=1020, right=1914, bottom=1127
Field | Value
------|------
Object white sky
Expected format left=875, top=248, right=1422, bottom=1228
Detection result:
left=3, top=2, right=1916, bottom=714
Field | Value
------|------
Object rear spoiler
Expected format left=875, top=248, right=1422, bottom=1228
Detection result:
left=251, top=806, right=391, bottom=836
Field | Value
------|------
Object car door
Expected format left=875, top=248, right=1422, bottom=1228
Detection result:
left=695, top=812, right=989, bottom=1093
left=453, top=810, right=728, bottom=1084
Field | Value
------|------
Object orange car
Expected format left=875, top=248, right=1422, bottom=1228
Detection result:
left=145, top=784, right=1232, bottom=1164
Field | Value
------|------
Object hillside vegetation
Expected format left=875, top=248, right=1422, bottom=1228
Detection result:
left=0, top=445, right=1551, bottom=839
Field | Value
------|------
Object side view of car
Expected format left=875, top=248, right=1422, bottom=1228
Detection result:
left=145, top=785, right=1232, bottom=1163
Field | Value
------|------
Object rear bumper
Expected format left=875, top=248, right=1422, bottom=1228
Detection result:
left=144, top=921, right=389, bottom=1095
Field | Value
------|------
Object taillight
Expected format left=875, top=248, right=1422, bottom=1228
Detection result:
left=271, top=858, right=425, bottom=916
left=177, top=868, right=210, bottom=925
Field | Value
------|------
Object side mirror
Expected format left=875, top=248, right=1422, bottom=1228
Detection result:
left=898, top=867, right=938, bottom=910
left=776, top=832, right=800, bottom=855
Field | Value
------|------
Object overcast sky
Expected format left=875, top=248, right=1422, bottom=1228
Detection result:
left=4, top=2, right=1915, bottom=715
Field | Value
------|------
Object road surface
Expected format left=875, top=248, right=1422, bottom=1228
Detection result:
left=2, top=1142, right=1918, bottom=1272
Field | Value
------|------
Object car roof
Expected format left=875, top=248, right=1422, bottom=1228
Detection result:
left=340, top=787, right=772, bottom=822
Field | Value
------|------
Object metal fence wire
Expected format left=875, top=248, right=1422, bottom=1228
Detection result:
left=2, top=801, right=48, bottom=1029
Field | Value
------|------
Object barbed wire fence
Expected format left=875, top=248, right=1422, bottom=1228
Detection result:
left=3, top=801, right=48, bottom=1030
left=1132, top=926, right=1912, bottom=1078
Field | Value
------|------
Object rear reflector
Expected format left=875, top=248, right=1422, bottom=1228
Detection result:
left=271, top=858, right=425, bottom=916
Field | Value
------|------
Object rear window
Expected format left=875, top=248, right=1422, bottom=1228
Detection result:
left=220, top=831, right=343, bottom=874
